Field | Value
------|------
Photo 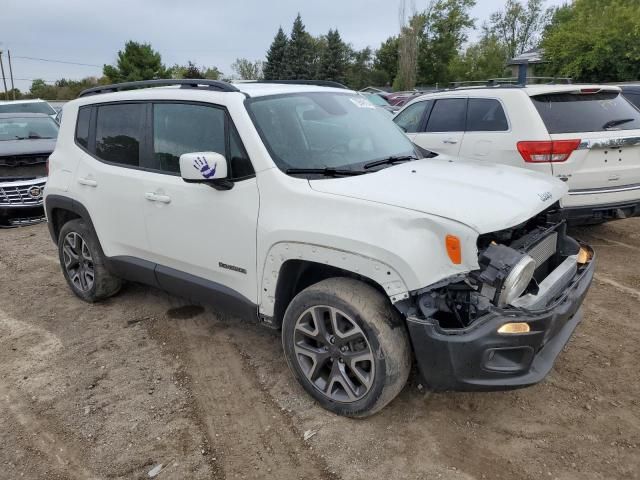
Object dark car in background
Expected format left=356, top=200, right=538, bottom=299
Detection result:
left=0, top=113, right=58, bottom=226
left=619, top=84, right=640, bottom=109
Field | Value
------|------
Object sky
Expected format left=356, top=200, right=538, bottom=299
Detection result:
left=1, top=0, right=568, bottom=92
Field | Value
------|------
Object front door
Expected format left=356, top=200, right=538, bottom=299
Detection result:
left=412, top=97, right=466, bottom=157
left=141, top=102, right=259, bottom=304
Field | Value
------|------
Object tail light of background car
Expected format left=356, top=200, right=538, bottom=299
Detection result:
left=517, top=139, right=581, bottom=163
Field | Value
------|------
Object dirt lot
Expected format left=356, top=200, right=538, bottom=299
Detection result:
left=0, top=221, right=638, bottom=480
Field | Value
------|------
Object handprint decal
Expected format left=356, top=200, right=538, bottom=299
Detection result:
left=193, top=156, right=217, bottom=179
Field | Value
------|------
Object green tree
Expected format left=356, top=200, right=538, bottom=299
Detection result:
left=345, top=47, right=375, bottom=90
left=103, top=41, right=168, bottom=83
left=542, top=0, right=640, bottom=82
left=374, top=36, right=399, bottom=86
left=231, top=58, right=264, bottom=80
left=488, top=0, right=552, bottom=59
left=263, top=27, right=289, bottom=80
left=317, top=29, right=349, bottom=83
left=417, top=0, right=476, bottom=86
left=283, top=14, right=315, bottom=79
left=449, top=34, right=510, bottom=82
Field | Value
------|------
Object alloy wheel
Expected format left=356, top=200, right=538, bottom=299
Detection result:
left=62, top=232, right=95, bottom=292
left=293, top=305, right=375, bottom=403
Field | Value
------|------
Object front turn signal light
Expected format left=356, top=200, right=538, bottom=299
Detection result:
left=497, top=322, right=531, bottom=334
left=577, top=247, right=591, bottom=264
left=445, top=235, right=462, bottom=264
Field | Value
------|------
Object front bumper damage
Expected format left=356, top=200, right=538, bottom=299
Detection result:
left=406, top=254, right=593, bottom=391
left=404, top=211, right=595, bottom=392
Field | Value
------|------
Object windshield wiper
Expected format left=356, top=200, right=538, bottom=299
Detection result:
left=285, top=168, right=365, bottom=177
left=363, top=155, right=417, bottom=170
left=603, top=118, right=635, bottom=130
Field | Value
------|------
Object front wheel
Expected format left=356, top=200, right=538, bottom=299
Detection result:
left=282, top=277, right=411, bottom=417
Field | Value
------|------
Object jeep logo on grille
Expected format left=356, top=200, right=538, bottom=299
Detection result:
left=28, top=186, right=42, bottom=199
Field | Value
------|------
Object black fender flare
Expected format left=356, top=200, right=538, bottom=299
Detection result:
left=45, top=194, right=95, bottom=244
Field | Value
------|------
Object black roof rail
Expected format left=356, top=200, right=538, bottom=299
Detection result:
left=254, top=79, right=349, bottom=89
left=78, top=79, right=240, bottom=98
left=449, top=76, right=573, bottom=89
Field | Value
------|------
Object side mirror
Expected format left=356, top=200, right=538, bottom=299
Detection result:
left=179, top=152, right=228, bottom=181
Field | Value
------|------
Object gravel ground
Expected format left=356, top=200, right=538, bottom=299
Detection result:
left=0, top=221, right=638, bottom=480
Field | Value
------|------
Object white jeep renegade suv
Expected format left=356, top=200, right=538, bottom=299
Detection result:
left=394, top=84, right=640, bottom=225
left=44, top=79, right=595, bottom=417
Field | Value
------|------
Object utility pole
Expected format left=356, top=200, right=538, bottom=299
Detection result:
left=0, top=50, right=8, bottom=100
left=7, top=50, right=15, bottom=100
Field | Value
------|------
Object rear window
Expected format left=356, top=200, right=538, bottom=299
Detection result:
left=531, top=91, right=640, bottom=134
left=0, top=101, right=56, bottom=116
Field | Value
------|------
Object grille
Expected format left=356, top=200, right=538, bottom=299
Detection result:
left=0, top=181, right=46, bottom=206
left=527, top=232, right=558, bottom=267
left=0, top=154, right=49, bottom=167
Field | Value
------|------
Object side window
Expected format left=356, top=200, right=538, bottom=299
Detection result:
left=95, top=104, right=145, bottom=167
left=153, top=103, right=226, bottom=173
left=624, top=93, right=640, bottom=110
left=229, top=123, right=255, bottom=179
left=75, top=107, right=90, bottom=149
left=466, top=99, right=508, bottom=132
left=425, top=98, right=467, bottom=132
left=393, top=101, right=429, bottom=133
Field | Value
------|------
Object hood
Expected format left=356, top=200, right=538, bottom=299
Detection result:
left=309, top=158, right=568, bottom=234
left=0, top=138, right=56, bottom=157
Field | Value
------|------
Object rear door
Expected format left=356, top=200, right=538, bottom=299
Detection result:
left=458, top=98, right=512, bottom=164
left=531, top=89, right=640, bottom=204
left=412, top=97, right=466, bottom=157
left=72, top=102, right=152, bottom=259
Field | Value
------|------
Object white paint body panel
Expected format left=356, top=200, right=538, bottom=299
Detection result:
left=45, top=84, right=566, bottom=318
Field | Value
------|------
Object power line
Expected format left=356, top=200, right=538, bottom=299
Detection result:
left=11, top=55, right=103, bottom=68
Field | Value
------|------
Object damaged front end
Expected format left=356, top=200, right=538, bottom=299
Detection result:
left=405, top=207, right=595, bottom=391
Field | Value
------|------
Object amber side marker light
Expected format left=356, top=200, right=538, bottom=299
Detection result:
left=498, top=322, right=531, bottom=334
left=446, top=235, right=462, bottom=264
left=577, top=247, right=592, bottom=265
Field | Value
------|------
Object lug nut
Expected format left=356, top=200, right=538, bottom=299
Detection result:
left=329, top=336, right=335, bottom=344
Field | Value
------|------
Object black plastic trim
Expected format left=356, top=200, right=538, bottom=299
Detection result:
left=104, top=255, right=258, bottom=320
left=79, top=79, right=240, bottom=97
left=44, top=194, right=93, bottom=243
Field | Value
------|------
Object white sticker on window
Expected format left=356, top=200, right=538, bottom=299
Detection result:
left=350, top=97, right=376, bottom=109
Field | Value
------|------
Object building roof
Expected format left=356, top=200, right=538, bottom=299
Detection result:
left=507, top=48, right=545, bottom=65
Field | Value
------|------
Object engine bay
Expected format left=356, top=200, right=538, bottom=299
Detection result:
left=414, top=205, right=592, bottom=329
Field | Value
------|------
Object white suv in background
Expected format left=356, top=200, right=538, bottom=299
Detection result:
left=394, top=85, right=640, bottom=224
left=44, top=79, right=594, bottom=417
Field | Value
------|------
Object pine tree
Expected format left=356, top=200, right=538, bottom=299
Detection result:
left=318, top=29, right=348, bottom=83
left=283, top=14, right=315, bottom=79
left=263, top=27, right=288, bottom=80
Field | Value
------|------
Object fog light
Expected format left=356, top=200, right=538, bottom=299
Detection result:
left=497, top=322, right=530, bottom=334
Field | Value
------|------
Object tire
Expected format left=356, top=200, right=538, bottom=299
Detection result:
left=57, top=219, right=121, bottom=302
left=282, top=277, right=411, bottom=418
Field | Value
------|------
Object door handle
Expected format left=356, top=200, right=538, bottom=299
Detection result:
left=442, top=139, right=458, bottom=145
left=78, top=177, right=97, bottom=187
left=144, top=192, right=171, bottom=204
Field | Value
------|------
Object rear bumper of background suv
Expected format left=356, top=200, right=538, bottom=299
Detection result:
left=560, top=199, right=640, bottom=225
left=0, top=178, right=47, bottom=227
left=405, top=253, right=595, bottom=392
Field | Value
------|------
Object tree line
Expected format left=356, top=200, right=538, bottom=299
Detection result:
left=10, top=0, right=640, bottom=100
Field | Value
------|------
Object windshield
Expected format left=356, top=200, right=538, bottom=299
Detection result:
left=0, top=102, right=57, bottom=116
left=531, top=91, right=640, bottom=134
left=365, top=94, right=389, bottom=107
left=245, top=92, right=416, bottom=172
left=0, top=117, right=59, bottom=141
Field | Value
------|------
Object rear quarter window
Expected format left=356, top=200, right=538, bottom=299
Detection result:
left=531, top=91, right=640, bottom=134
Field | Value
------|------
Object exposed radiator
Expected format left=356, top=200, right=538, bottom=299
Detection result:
left=527, top=232, right=558, bottom=267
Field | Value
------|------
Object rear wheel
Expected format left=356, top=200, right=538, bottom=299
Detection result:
left=58, top=219, right=121, bottom=302
left=282, top=277, right=411, bottom=417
